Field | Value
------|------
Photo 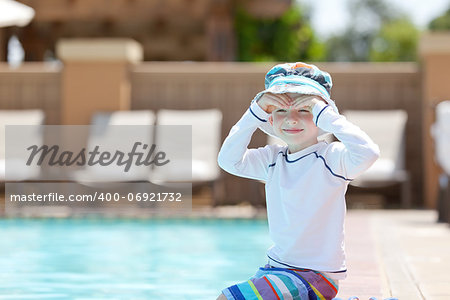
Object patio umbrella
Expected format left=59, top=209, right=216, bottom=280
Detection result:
left=0, top=0, right=35, bottom=28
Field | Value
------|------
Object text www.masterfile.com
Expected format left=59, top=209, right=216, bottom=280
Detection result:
left=8, top=192, right=184, bottom=203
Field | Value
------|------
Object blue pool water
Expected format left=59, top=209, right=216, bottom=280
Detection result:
left=0, top=218, right=271, bottom=299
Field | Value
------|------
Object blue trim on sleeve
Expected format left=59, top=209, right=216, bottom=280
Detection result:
left=315, top=104, right=330, bottom=125
left=268, top=149, right=353, bottom=181
left=268, top=151, right=285, bottom=168
left=314, top=153, right=353, bottom=181
left=249, top=106, right=267, bottom=122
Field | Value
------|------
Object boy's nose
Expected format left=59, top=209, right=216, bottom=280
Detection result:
left=286, top=111, right=299, bottom=124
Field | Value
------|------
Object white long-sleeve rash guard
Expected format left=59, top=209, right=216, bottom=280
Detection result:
left=218, top=100, right=380, bottom=280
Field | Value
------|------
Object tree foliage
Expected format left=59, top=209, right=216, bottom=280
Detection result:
left=325, top=0, right=418, bottom=62
left=369, top=18, right=418, bottom=61
left=234, top=5, right=326, bottom=62
left=429, top=8, right=450, bottom=31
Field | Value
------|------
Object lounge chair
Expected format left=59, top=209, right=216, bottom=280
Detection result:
left=432, top=101, right=450, bottom=175
left=0, top=109, right=45, bottom=182
left=343, top=110, right=410, bottom=208
left=432, top=100, right=450, bottom=222
left=153, top=109, right=224, bottom=205
left=72, top=110, right=155, bottom=184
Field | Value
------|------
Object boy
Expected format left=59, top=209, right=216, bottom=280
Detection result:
left=217, top=62, right=380, bottom=300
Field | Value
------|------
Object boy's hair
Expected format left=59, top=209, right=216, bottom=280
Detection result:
left=252, top=62, right=339, bottom=138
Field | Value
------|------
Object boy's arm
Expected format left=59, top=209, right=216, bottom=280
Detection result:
left=217, top=101, right=274, bottom=181
left=312, top=101, right=380, bottom=179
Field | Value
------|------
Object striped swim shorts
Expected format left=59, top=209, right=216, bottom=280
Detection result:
left=222, top=265, right=338, bottom=300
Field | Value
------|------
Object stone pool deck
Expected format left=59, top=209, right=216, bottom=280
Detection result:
left=338, top=209, right=450, bottom=300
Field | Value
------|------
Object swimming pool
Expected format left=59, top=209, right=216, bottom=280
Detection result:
left=0, top=218, right=271, bottom=299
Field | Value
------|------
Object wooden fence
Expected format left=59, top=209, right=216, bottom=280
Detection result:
left=131, top=62, right=422, bottom=206
left=0, top=62, right=422, bottom=206
left=0, top=63, right=61, bottom=125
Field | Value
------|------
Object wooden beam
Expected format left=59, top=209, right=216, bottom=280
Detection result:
left=0, top=28, right=4, bottom=61
left=56, top=38, right=143, bottom=124
left=17, top=0, right=210, bottom=22
left=419, top=33, right=450, bottom=208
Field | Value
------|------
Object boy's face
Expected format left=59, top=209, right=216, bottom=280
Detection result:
left=269, top=93, right=320, bottom=153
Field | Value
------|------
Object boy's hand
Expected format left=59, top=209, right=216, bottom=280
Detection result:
left=290, top=96, right=326, bottom=113
left=256, top=93, right=291, bottom=114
